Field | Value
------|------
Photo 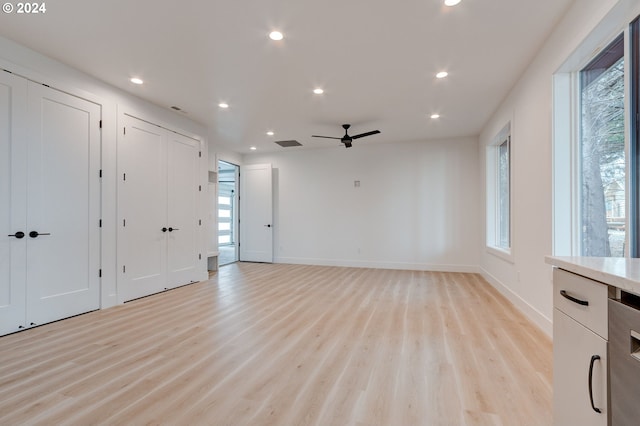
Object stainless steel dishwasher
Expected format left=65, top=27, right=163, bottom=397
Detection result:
left=609, top=292, right=640, bottom=425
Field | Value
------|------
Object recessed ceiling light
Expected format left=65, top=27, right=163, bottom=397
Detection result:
left=218, top=103, right=229, bottom=109
left=250, top=146, right=257, bottom=151
left=313, top=88, right=324, bottom=95
left=269, top=31, right=284, bottom=41
left=436, top=71, right=449, bottom=79
left=444, top=0, right=461, bottom=6
left=430, top=114, right=441, bottom=119
left=130, top=77, right=143, bottom=85
left=266, top=131, right=275, bottom=136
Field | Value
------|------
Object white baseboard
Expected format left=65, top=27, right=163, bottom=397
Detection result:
left=274, top=256, right=480, bottom=274
left=101, top=294, right=118, bottom=309
left=479, top=267, right=552, bottom=337
left=259, top=257, right=552, bottom=337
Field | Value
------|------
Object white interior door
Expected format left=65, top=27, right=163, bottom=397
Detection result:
left=240, top=163, right=273, bottom=262
left=167, top=132, right=199, bottom=287
left=118, top=116, right=168, bottom=302
left=25, top=83, right=101, bottom=326
left=0, top=72, right=28, bottom=335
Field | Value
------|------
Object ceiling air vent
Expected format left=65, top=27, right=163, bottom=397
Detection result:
left=275, top=140, right=302, bottom=148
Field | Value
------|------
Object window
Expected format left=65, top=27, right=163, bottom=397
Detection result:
left=218, top=190, right=235, bottom=244
left=498, top=138, right=511, bottom=248
left=486, top=122, right=511, bottom=257
left=579, top=34, right=625, bottom=256
left=632, top=16, right=640, bottom=256
left=553, top=12, right=640, bottom=258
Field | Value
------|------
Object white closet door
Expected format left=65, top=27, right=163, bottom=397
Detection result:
left=240, top=163, right=273, bottom=262
left=0, top=72, right=28, bottom=335
left=25, top=83, right=101, bottom=326
left=167, top=132, right=199, bottom=288
left=118, top=116, right=168, bottom=302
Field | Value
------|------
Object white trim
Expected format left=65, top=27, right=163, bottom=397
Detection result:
left=480, top=267, right=552, bottom=337
left=485, top=246, right=514, bottom=264
left=274, top=257, right=480, bottom=273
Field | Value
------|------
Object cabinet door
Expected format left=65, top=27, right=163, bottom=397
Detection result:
left=0, top=72, right=28, bottom=335
left=166, top=132, right=199, bottom=288
left=554, top=308, right=608, bottom=426
left=25, top=83, right=101, bottom=325
left=118, top=115, right=168, bottom=302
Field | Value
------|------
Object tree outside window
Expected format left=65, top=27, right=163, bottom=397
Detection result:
left=580, top=35, right=625, bottom=256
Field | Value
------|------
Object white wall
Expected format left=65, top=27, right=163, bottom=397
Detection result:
left=478, top=0, right=639, bottom=336
left=0, top=36, right=209, bottom=308
left=243, top=137, right=480, bottom=271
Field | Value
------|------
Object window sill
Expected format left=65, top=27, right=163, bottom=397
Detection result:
left=486, top=246, right=515, bottom=264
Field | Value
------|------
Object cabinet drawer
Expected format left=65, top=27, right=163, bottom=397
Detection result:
left=553, top=268, right=608, bottom=339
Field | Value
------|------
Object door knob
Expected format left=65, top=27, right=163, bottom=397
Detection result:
left=264, top=224, right=271, bottom=228
left=8, top=231, right=25, bottom=239
left=29, top=231, right=51, bottom=238
left=168, top=227, right=179, bottom=232
left=162, top=227, right=168, bottom=232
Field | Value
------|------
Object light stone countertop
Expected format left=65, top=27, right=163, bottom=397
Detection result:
left=545, top=256, right=640, bottom=296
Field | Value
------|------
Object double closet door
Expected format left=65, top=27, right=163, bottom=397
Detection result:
left=0, top=72, right=101, bottom=336
left=118, top=115, right=200, bottom=302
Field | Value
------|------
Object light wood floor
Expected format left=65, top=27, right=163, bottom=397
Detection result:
left=0, top=263, right=552, bottom=425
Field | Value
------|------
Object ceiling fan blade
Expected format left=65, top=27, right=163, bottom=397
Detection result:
left=312, top=135, right=342, bottom=140
left=351, top=130, right=381, bottom=139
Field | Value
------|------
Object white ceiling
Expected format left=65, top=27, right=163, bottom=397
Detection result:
left=0, top=0, right=573, bottom=153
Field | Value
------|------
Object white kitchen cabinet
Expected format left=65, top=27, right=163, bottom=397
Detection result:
left=553, top=268, right=608, bottom=426
left=0, top=72, right=101, bottom=336
left=117, top=115, right=201, bottom=302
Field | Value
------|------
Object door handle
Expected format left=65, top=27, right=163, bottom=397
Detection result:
left=8, top=231, right=25, bottom=239
left=264, top=224, right=271, bottom=228
left=588, top=355, right=602, bottom=413
left=168, top=227, right=179, bottom=232
left=560, top=290, right=589, bottom=306
left=162, top=227, right=168, bottom=232
left=29, top=231, right=51, bottom=238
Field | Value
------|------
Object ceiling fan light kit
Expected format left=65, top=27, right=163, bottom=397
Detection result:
left=312, top=124, right=381, bottom=148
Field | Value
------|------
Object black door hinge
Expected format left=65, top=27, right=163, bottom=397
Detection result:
left=123, top=265, right=126, bottom=273
left=199, top=185, right=202, bottom=192
left=123, top=173, right=126, bottom=181
left=199, top=151, right=202, bottom=158
left=199, top=253, right=202, bottom=260
left=99, top=269, right=102, bottom=278
left=99, top=169, right=102, bottom=178
left=199, top=219, right=202, bottom=226
left=123, top=219, right=126, bottom=227
left=99, top=219, right=102, bottom=228
left=124, top=127, right=126, bottom=135
left=99, top=120, right=102, bottom=129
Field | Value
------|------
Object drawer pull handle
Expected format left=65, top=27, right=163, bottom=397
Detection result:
left=560, top=290, right=589, bottom=306
left=588, top=355, right=602, bottom=413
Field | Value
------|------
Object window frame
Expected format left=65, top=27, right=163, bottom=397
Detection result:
left=486, top=122, right=514, bottom=262
left=552, top=7, right=640, bottom=258
left=578, top=33, right=626, bottom=257
left=631, top=16, right=640, bottom=257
